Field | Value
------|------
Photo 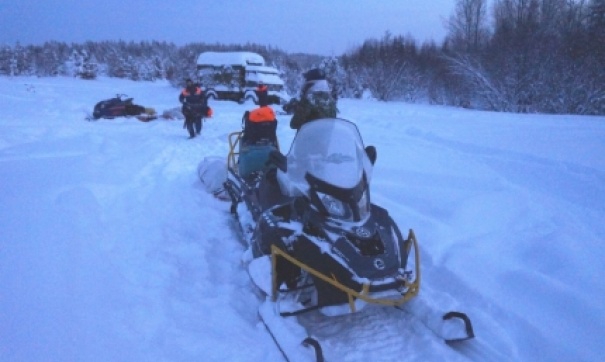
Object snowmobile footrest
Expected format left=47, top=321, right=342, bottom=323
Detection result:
left=443, top=311, right=475, bottom=343
left=279, top=304, right=321, bottom=317
left=302, top=337, right=324, bottom=362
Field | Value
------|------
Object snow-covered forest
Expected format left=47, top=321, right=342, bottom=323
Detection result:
left=0, top=0, right=603, bottom=115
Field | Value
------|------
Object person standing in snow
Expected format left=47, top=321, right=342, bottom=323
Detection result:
left=255, top=81, right=269, bottom=107
left=289, top=68, right=337, bottom=131
left=179, top=78, right=210, bottom=139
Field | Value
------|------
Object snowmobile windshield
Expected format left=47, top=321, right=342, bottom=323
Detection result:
left=283, top=118, right=373, bottom=196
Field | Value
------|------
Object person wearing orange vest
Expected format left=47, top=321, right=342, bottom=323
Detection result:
left=241, top=92, right=277, bottom=147
left=238, top=91, right=279, bottom=182
left=255, top=82, right=269, bottom=107
left=179, top=78, right=210, bottom=139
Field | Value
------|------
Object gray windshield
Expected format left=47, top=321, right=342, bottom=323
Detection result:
left=283, top=119, right=373, bottom=195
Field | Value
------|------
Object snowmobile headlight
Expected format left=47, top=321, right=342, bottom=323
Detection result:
left=319, top=192, right=352, bottom=219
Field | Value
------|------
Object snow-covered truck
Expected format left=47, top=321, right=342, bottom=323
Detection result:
left=196, top=51, right=288, bottom=105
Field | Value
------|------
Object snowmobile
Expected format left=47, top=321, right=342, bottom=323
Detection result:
left=222, top=118, right=474, bottom=361
left=91, top=94, right=156, bottom=121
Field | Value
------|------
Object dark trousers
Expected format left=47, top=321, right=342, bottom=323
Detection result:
left=185, top=116, right=203, bottom=137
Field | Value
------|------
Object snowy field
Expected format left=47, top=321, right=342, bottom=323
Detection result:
left=0, top=76, right=604, bottom=362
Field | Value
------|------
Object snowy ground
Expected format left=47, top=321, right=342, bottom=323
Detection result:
left=0, top=76, right=604, bottom=362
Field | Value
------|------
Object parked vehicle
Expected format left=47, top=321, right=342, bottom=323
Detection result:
left=91, top=94, right=156, bottom=121
left=196, top=51, right=288, bottom=105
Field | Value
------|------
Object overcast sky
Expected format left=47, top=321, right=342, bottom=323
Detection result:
left=0, top=0, right=455, bottom=55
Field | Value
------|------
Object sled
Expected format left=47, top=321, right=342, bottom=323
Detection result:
left=197, top=156, right=230, bottom=201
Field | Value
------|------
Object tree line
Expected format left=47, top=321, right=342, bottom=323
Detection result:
left=0, top=0, right=603, bottom=115
left=439, top=0, right=604, bottom=114
left=0, top=40, right=320, bottom=100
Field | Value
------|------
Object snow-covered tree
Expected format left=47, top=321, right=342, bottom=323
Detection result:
left=318, top=57, right=346, bottom=99
left=80, top=53, right=99, bottom=80
left=341, top=32, right=425, bottom=101
left=10, top=43, right=31, bottom=76
left=0, top=45, right=12, bottom=76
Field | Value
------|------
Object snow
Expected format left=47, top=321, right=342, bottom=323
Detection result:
left=1, top=76, right=604, bottom=362
left=197, top=51, right=266, bottom=67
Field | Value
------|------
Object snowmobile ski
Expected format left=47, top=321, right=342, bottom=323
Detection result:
left=395, top=298, right=475, bottom=344
left=258, top=301, right=324, bottom=362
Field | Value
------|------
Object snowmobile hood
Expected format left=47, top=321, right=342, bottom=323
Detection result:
left=278, top=118, right=373, bottom=198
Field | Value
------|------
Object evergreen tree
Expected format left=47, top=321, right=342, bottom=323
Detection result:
left=80, top=53, right=98, bottom=80
left=0, top=45, right=12, bottom=76
left=318, top=57, right=346, bottom=99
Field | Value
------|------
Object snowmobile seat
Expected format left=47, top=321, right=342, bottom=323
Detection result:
left=241, top=116, right=277, bottom=145
left=238, top=143, right=277, bottom=179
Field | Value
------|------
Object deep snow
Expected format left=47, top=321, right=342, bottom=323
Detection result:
left=0, top=76, right=604, bottom=362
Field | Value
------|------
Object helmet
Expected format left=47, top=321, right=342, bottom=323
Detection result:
left=304, top=68, right=326, bottom=82
left=307, top=79, right=330, bottom=93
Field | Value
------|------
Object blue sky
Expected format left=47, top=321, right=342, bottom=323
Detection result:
left=0, top=0, right=454, bottom=55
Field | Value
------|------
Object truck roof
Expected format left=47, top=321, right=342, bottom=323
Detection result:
left=246, top=66, right=285, bottom=86
left=197, top=51, right=265, bottom=67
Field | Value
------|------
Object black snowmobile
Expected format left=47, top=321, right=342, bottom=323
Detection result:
left=223, top=118, right=474, bottom=361
left=91, top=94, right=156, bottom=121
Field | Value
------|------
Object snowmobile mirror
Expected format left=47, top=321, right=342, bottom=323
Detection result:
left=267, top=150, right=287, bottom=172
left=365, top=145, right=377, bottom=165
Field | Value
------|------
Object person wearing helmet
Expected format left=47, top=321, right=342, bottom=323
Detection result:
left=289, top=68, right=337, bottom=131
